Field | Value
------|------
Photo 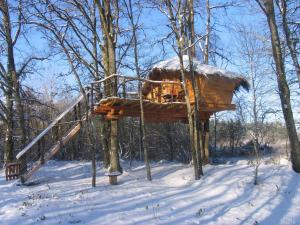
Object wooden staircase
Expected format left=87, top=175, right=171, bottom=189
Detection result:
left=15, top=91, right=92, bottom=183
left=13, top=74, right=128, bottom=183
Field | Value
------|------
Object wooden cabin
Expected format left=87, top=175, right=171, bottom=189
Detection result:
left=93, top=55, right=249, bottom=123
left=141, top=55, right=248, bottom=121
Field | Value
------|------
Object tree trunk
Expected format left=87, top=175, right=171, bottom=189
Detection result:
left=100, top=120, right=110, bottom=168
left=165, top=0, right=200, bottom=180
left=95, top=0, right=122, bottom=182
left=204, top=0, right=211, bottom=64
left=166, top=124, right=174, bottom=161
left=4, top=95, right=14, bottom=163
left=259, top=0, right=300, bottom=172
left=109, top=120, right=122, bottom=173
left=279, top=0, right=300, bottom=87
left=187, top=0, right=203, bottom=176
left=1, top=0, right=26, bottom=170
left=139, top=117, right=144, bottom=161
left=203, top=119, right=210, bottom=163
left=126, top=0, right=151, bottom=180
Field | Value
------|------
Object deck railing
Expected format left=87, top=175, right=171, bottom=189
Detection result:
left=90, top=74, right=183, bottom=112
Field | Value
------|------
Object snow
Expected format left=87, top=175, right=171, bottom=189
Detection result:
left=153, top=55, right=242, bottom=79
left=1, top=159, right=300, bottom=225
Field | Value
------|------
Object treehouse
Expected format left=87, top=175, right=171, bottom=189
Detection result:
left=13, top=55, right=249, bottom=184
left=93, top=55, right=249, bottom=123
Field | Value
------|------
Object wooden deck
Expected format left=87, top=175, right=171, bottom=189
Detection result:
left=92, top=97, right=236, bottom=123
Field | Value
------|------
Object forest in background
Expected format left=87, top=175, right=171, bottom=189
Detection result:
left=0, top=0, right=299, bottom=177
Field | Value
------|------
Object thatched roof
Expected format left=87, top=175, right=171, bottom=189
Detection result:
left=148, top=55, right=249, bottom=92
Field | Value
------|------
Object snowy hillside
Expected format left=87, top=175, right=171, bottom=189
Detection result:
left=1, top=159, right=299, bottom=225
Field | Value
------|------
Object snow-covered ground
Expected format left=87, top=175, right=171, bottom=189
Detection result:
left=1, top=158, right=299, bottom=225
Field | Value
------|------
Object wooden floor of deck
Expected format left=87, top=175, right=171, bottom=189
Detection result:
left=92, top=97, right=236, bottom=123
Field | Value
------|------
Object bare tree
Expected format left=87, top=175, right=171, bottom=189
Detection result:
left=255, top=0, right=300, bottom=172
left=276, top=0, right=300, bottom=87
left=235, top=25, right=276, bottom=184
left=123, top=0, right=152, bottom=180
left=94, top=0, right=123, bottom=184
left=158, top=0, right=203, bottom=179
left=0, top=0, right=46, bottom=167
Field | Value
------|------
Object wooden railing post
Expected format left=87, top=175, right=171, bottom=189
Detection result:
left=150, top=84, right=154, bottom=100
left=158, top=84, right=162, bottom=103
left=171, top=83, right=174, bottom=102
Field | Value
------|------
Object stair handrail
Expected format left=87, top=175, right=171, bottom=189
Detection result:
left=16, top=91, right=90, bottom=160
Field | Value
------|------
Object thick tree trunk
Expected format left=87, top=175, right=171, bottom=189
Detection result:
left=4, top=4, right=26, bottom=147
left=95, top=0, right=122, bottom=183
left=165, top=0, right=200, bottom=180
left=202, top=0, right=211, bottom=164
left=109, top=120, right=122, bottom=173
left=187, top=0, right=203, bottom=176
left=179, top=49, right=200, bottom=179
left=4, top=94, right=14, bottom=163
left=260, top=0, right=300, bottom=172
left=1, top=0, right=26, bottom=170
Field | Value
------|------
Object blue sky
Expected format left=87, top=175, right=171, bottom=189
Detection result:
left=12, top=1, right=299, bottom=124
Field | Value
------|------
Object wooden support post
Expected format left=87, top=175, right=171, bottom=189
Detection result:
left=150, top=84, right=154, bottom=100
left=204, top=119, right=210, bottom=164
left=158, top=85, right=162, bottom=103
left=171, top=83, right=174, bottom=102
